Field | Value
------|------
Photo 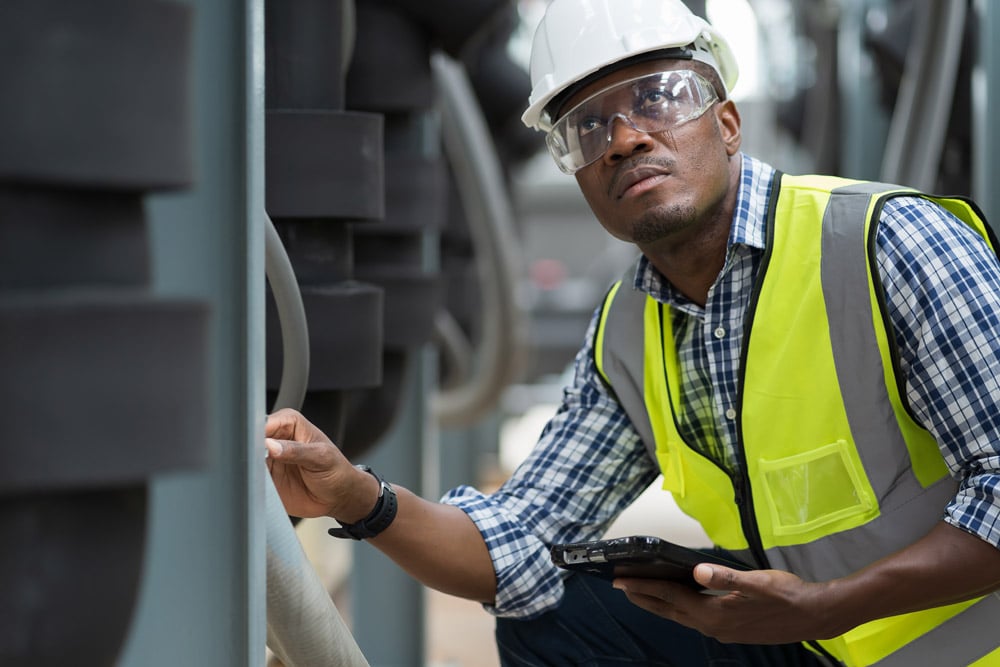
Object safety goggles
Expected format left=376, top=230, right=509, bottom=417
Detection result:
left=546, top=70, right=719, bottom=175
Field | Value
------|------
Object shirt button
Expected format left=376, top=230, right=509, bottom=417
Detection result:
left=725, top=408, right=737, bottom=420
left=714, top=327, right=726, bottom=339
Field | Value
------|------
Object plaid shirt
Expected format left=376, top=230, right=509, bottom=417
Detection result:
left=442, top=154, right=1000, bottom=618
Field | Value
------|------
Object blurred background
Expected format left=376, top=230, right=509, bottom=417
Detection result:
left=2, top=0, right=998, bottom=666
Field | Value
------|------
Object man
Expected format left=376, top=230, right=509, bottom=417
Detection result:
left=266, top=0, right=1000, bottom=664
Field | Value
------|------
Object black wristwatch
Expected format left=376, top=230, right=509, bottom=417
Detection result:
left=328, top=465, right=398, bottom=540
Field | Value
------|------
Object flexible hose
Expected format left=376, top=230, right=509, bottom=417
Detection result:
left=264, top=475, right=369, bottom=667
left=429, top=51, right=528, bottom=428
left=264, top=212, right=369, bottom=667
left=264, top=213, right=309, bottom=411
left=433, top=309, right=474, bottom=390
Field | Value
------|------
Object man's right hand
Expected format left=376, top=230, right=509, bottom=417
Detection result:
left=267, top=409, right=498, bottom=604
left=265, top=408, right=379, bottom=522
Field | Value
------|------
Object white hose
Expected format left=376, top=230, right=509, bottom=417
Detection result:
left=265, top=475, right=370, bottom=667
left=264, top=214, right=309, bottom=412
left=264, top=212, right=369, bottom=667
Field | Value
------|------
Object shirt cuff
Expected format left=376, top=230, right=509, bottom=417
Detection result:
left=944, top=472, right=1000, bottom=548
left=441, top=484, right=566, bottom=618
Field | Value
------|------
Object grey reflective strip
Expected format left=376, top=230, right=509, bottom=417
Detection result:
left=599, top=269, right=658, bottom=463
left=872, top=593, right=1000, bottom=667
left=820, top=182, right=914, bottom=501
left=767, top=182, right=959, bottom=583
left=765, top=474, right=956, bottom=579
left=818, top=183, right=998, bottom=664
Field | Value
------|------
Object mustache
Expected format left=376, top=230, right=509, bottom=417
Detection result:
left=607, top=156, right=677, bottom=198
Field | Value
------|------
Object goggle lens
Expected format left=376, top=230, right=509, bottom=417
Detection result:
left=546, top=70, right=719, bottom=174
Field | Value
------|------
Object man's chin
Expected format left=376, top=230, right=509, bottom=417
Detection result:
left=630, top=205, right=699, bottom=244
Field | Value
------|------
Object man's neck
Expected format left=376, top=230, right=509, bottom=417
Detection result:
left=643, top=226, right=729, bottom=307
left=641, top=159, right=741, bottom=307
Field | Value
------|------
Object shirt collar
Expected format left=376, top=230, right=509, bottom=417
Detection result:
left=632, top=153, right=776, bottom=297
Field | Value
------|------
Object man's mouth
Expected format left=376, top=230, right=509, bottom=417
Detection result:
left=612, top=165, right=671, bottom=199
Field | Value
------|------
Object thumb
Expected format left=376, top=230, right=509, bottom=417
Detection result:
left=265, top=437, right=341, bottom=472
left=693, top=563, right=742, bottom=592
left=265, top=437, right=295, bottom=459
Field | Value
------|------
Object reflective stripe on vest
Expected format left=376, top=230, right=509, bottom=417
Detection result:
left=595, top=173, right=1000, bottom=666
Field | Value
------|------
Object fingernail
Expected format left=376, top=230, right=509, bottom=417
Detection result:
left=266, top=438, right=283, bottom=457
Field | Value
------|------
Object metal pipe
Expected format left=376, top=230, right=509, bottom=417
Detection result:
left=880, top=0, right=967, bottom=189
left=430, top=51, right=528, bottom=428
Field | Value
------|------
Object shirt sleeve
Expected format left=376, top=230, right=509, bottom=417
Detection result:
left=876, top=196, right=1000, bottom=548
left=440, top=307, right=659, bottom=618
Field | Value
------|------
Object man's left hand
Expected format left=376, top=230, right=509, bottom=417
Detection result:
left=614, top=564, right=836, bottom=644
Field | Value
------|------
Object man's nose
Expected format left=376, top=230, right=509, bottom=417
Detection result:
left=604, top=113, right=652, bottom=162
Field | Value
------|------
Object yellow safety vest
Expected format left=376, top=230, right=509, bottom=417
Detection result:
left=595, top=174, right=1000, bottom=666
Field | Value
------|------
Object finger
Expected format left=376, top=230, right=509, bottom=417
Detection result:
left=614, top=577, right=679, bottom=603
left=267, top=437, right=342, bottom=472
left=612, top=578, right=666, bottom=606
left=267, top=409, right=333, bottom=448
left=616, top=586, right=689, bottom=623
left=265, top=408, right=300, bottom=439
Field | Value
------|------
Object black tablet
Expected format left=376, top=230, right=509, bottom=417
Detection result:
left=550, top=535, right=750, bottom=588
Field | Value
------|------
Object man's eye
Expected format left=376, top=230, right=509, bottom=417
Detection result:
left=643, top=89, right=665, bottom=105
left=577, top=117, right=604, bottom=136
left=638, top=88, right=671, bottom=110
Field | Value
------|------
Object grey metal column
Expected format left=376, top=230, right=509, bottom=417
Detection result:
left=973, top=0, right=1000, bottom=227
left=837, top=0, right=890, bottom=181
left=353, top=348, right=435, bottom=666
left=116, top=0, right=267, bottom=665
left=880, top=0, right=967, bottom=190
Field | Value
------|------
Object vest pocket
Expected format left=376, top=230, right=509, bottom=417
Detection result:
left=758, top=440, right=875, bottom=537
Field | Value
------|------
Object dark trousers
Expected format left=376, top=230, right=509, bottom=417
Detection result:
left=495, top=573, right=828, bottom=666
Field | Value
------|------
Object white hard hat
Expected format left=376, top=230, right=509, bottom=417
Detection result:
left=522, top=0, right=739, bottom=131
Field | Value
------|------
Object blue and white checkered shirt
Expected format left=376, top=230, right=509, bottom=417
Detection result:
left=442, top=154, right=1000, bottom=619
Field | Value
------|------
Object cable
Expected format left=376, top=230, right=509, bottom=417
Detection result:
left=264, top=213, right=310, bottom=412
left=430, top=51, right=528, bottom=428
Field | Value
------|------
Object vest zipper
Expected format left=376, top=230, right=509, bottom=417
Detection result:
left=729, top=467, right=768, bottom=569
left=731, top=173, right=841, bottom=666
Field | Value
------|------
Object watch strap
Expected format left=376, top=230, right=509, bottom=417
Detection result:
left=328, top=465, right=398, bottom=540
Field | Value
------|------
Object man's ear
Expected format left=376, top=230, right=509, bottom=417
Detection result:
left=715, top=99, right=742, bottom=156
